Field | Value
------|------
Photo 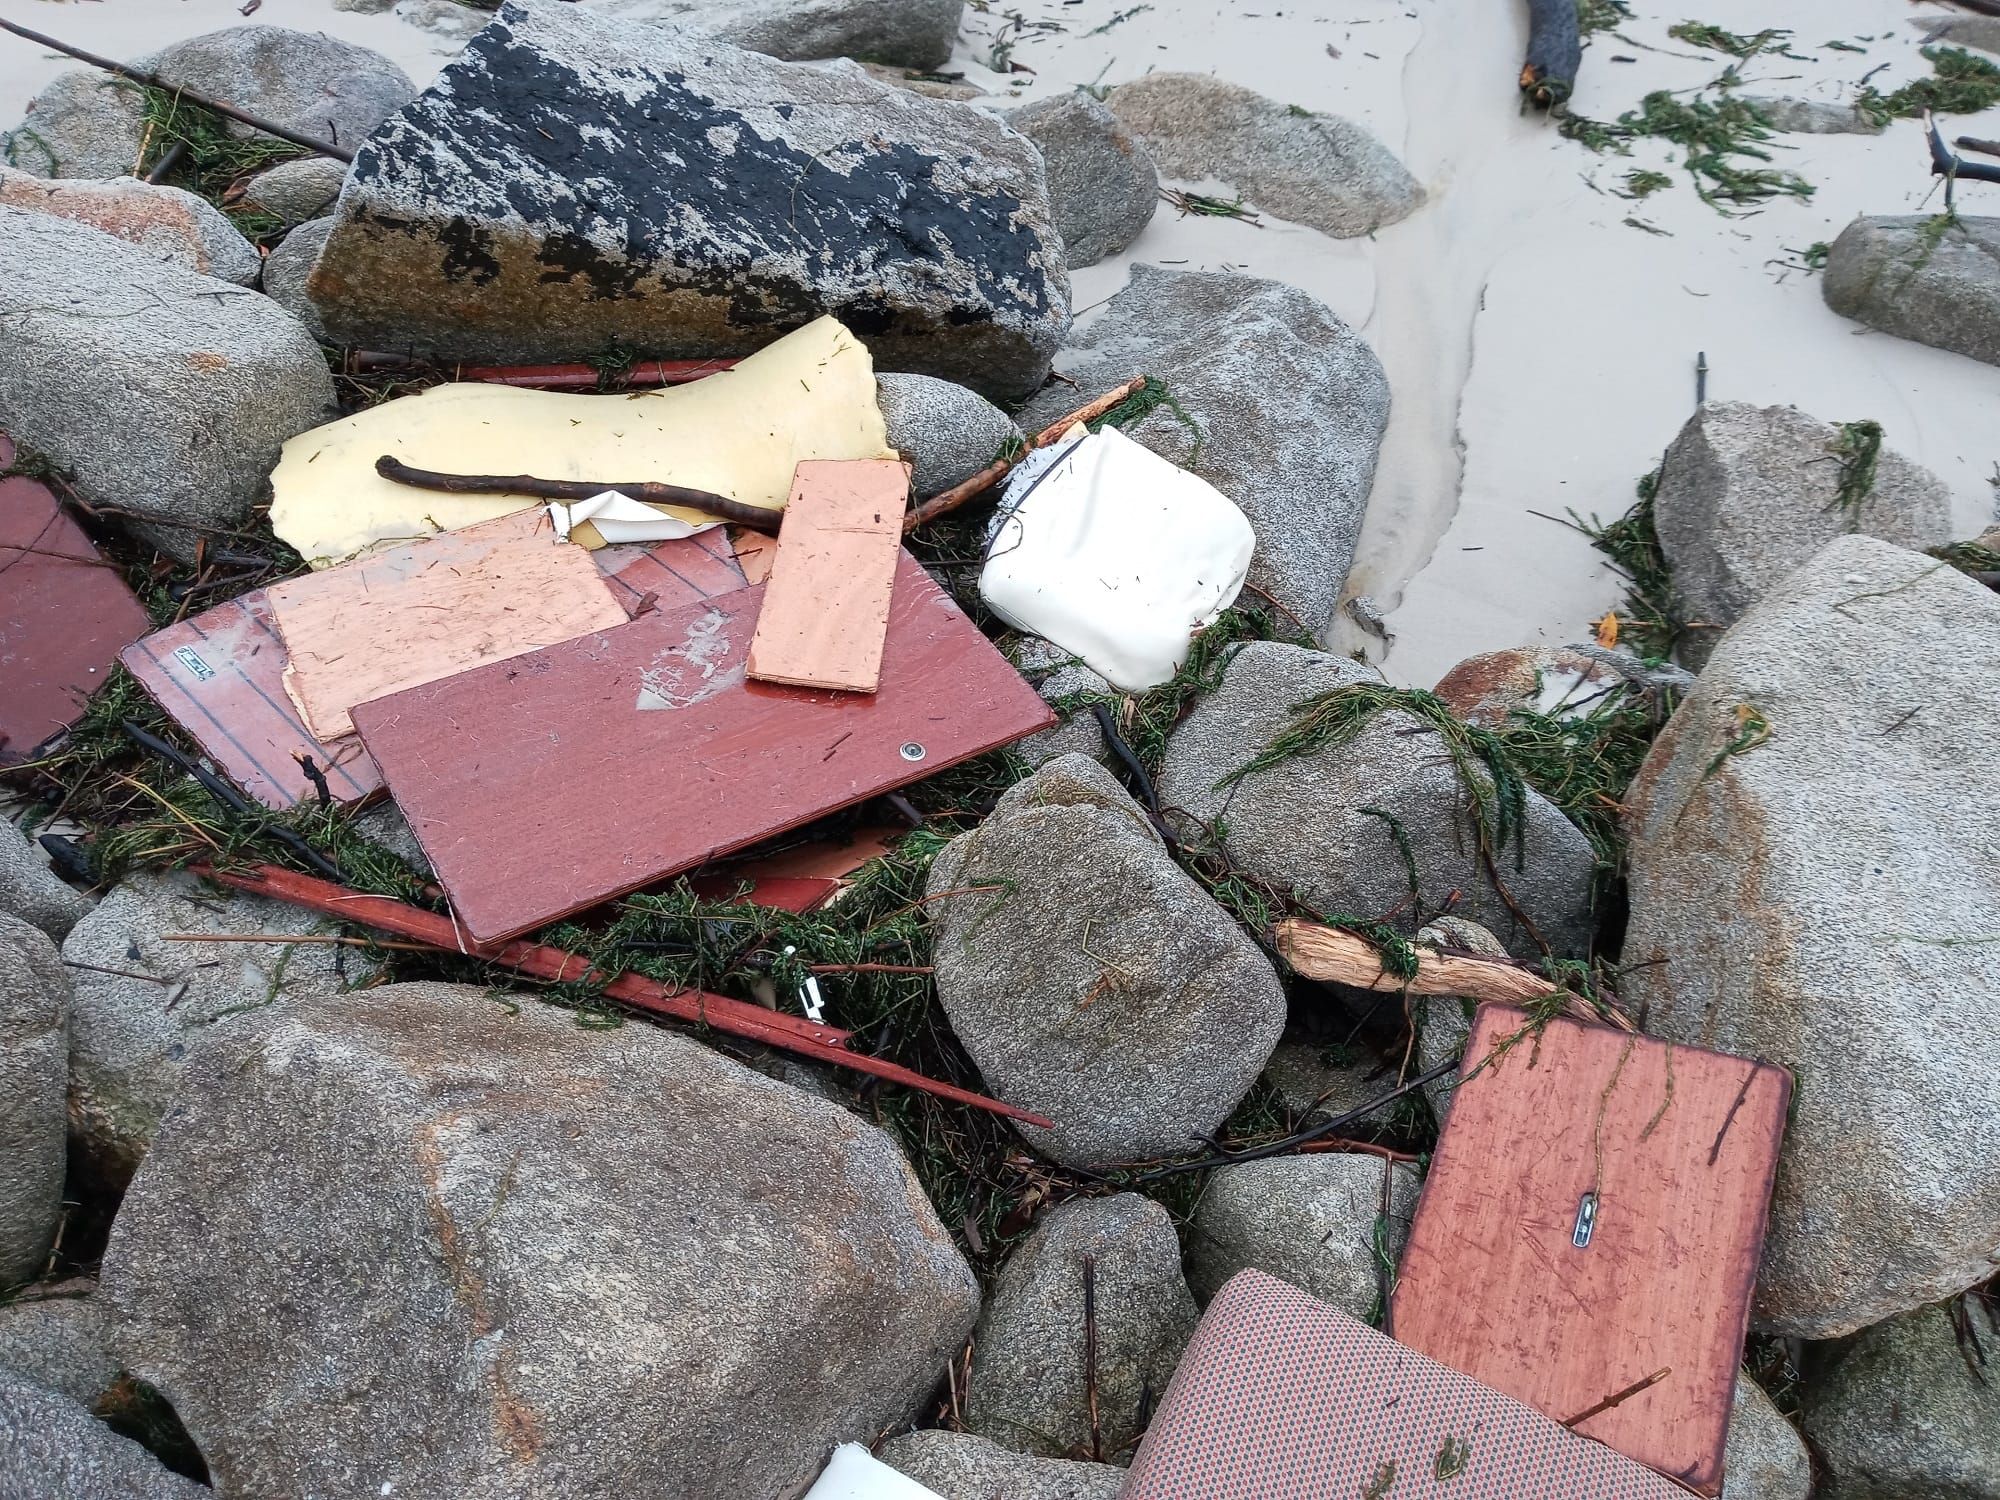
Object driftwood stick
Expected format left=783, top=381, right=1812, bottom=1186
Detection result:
left=374, top=455, right=783, bottom=533
left=902, top=374, right=1149, bottom=532
left=1274, top=919, right=1637, bottom=1031
left=1521, top=0, right=1584, bottom=110
left=1082, top=1254, right=1102, bottom=1463
left=0, top=18, right=356, bottom=162
left=1562, top=1366, right=1672, bottom=1428
left=1956, top=135, right=2000, bottom=160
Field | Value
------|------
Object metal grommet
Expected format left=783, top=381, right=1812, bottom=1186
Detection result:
left=900, top=741, right=927, bottom=762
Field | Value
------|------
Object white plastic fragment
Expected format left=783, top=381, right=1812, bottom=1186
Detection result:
left=800, top=1443, right=945, bottom=1500
left=546, top=491, right=717, bottom=545
left=978, top=424, right=1255, bottom=692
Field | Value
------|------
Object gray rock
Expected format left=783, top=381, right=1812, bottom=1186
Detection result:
left=0, top=207, right=335, bottom=564
left=1911, top=13, right=2000, bottom=55
left=61, top=870, right=346, bottom=1187
left=1721, top=1375, right=1812, bottom=1500
left=389, top=0, right=500, bottom=45
left=877, top=372, right=1023, bottom=495
left=0, top=818, right=92, bottom=941
left=1741, top=96, right=1883, bottom=134
left=1007, top=92, right=1156, bottom=268
left=1012, top=638, right=1110, bottom=769
left=1823, top=214, right=2000, bottom=369
left=926, top=755, right=1286, bottom=1168
left=0, top=1295, right=119, bottom=1409
left=309, top=2, right=1069, bottom=402
left=1412, top=915, right=1509, bottom=1126
left=102, top=981, right=976, bottom=1500
left=581, top=0, right=965, bottom=69
left=3, top=71, right=151, bottom=181
left=0, top=166, right=259, bottom=284
left=1015, top=265, right=1390, bottom=635
left=966, top=1194, right=1195, bottom=1462
left=1801, top=1301, right=2000, bottom=1499
left=880, top=1428, right=1125, bottom=1499
left=258, top=216, right=332, bottom=340
left=0, top=914, right=67, bottom=1286
left=1654, top=402, right=1952, bottom=665
left=1623, top=535, right=2000, bottom=1338
left=1186, top=1155, right=1418, bottom=1319
left=0, top=1373, right=210, bottom=1500
left=351, top=800, right=435, bottom=879
left=858, top=62, right=984, bottom=102
left=240, top=155, right=349, bottom=226
left=145, top=26, right=415, bottom=150
left=1157, top=642, right=1599, bottom=955
left=1106, top=74, right=1422, bottom=239
left=334, top=0, right=400, bottom=10
left=1261, top=1041, right=1400, bottom=1128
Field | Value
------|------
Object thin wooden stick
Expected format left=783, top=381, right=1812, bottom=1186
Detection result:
left=0, top=18, right=355, bottom=162
left=902, top=374, right=1149, bottom=532
left=1082, top=1254, right=1102, bottom=1463
left=373, top=456, right=783, bottom=533
left=196, top=862, right=1055, bottom=1128
left=1293, top=1137, right=1422, bottom=1164
left=1274, top=920, right=1637, bottom=1032
left=1562, top=1366, right=1671, bottom=1428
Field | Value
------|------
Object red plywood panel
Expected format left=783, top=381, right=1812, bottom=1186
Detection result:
left=0, top=466, right=152, bottom=761
left=1390, top=1006, right=1790, bottom=1495
left=1125, top=1270, right=1691, bottom=1500
left=353, top=553, right=1053, bottom=943
left=121, top=529, right=748, bottom=809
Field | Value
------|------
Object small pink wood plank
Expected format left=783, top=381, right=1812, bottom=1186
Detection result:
left=747, top=459, right=909, bottom=693
left=267, top=508, right=629, bottom=742
left=122, top=531, right=747, bottom=809
left=1, top=458, right=152, bottom=761
left=352, top=552, right=1054, bottom=943
left=1390, top=1006, right=1791, bottom=1495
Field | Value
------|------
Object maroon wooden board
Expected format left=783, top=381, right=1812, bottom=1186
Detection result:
left=352, top=552, right=1055, bottom=943
left=1390, top=1006, right=1791, bottom=1495
left=0, top=445, right=153, bottom=762
left=120, top=527, right=749, bottom=809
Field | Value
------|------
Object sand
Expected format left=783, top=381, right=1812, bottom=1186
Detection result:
left=4, top=0, right=1997, bottom=687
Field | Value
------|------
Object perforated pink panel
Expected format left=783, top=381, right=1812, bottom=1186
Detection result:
left=1120, top=1271, right=1693, bottom=1500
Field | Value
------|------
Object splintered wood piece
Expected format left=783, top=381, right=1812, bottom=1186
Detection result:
left=747, top=459, right=909, bottom=693
left=1390, top=1006, right=1791, bottom=1495
left=267, top=508, right=628, bottom=742
left=352, top=552, right=1054, bottom=944
left=0, top=458, right=151, bottom=762
left=121, top=529, right=749, bottom=809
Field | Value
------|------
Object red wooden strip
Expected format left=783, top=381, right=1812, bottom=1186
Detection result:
left=1390, top=1006, right=1790, bottom=1495
left=353, top=553, right=1054, bottom=943
left=1, top=471, right=152, bottom=761
left=457, top=357, right=741, bottom=389
left=121, top=532, right=750, bottom=810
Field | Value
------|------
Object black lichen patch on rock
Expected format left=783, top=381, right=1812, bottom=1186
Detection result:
left=309, top=0, right=1070, bottom=399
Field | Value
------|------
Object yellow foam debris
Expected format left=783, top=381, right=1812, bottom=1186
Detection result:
left=269, top=316, right=896, bottom=567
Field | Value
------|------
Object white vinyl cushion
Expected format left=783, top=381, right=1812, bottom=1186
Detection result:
left=979, top=425, right=1254, bottom=692
left=801, top=1443, right=946, bottom=1500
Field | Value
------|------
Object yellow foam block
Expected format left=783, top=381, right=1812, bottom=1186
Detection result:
left=269, top=316, right=895, bottom=567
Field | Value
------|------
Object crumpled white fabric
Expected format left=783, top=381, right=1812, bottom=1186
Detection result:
left=980, top=424, right=1255, bottom=692
left=547, top=490, right=719, bottom=545
left=800, top=1443, right=945, bottom=1499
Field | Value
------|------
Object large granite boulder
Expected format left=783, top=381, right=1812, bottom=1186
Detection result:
left=1721, top=1375, right=1812, bottom=1500
left=240, top=156, right=349, bottom=227
left=0, top=818, right=92, bottom=940
left=581, top=0, right=966, bottom=69
left=3, top=72, right=150, bottom=180
left=0, top=166, right=259, bottom=284
left=1823, top=214, right=2000, bottom=369
left=1007, top=92, right=1157, bottom=268
left=0, top=1374, right=210, bottom=1500
left=0, top=913, right=67, bottom=1286
left=60, top=870, right=347, bottom=1187
left=966, top=1194, right=1196, bottom=1463
left=0, top=207, right=335, bottom=564
left=1623, top=535, right=2000, bottom=1338
left=259, top=217, right=333, bottom=340
left=308, top=0, right=1070, bottom=401
left=0, top=1295, right=119, bottom=1409
left=1016, top=266, right=1389, bottom=635
left=926, top=755, right=1287, bottom=1168
left=101, top=982, right=977, bottom=1500
left=1157, top=643, right=1599, bottom=955
left=1800, top=1301, right=2000, bottom=1499
left=1653, top=402, right=1951, bottom=665
left=1107, top=74, right=1421, bottom=238
left=881, top=1428, right=1124, bottom=1498
left=1186, top=1154, right=1417, bottom=1319
left=876, top=372, right=1022, bottom=495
